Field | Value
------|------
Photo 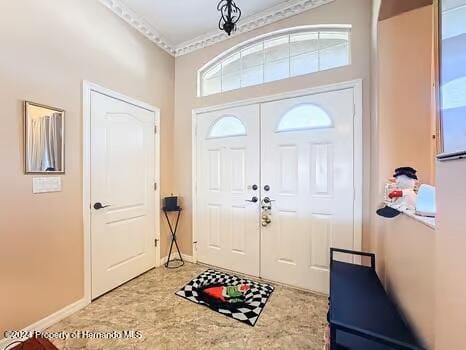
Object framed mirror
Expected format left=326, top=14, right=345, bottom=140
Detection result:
left=438, top=0, right=466, bottom=160
left=24, top=101, right=65, bottom=174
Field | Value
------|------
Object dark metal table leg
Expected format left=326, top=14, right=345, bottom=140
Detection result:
left=164, top=209, right=184, bottom=269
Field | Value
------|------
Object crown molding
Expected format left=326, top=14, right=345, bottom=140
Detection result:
left=99, top=0, right=176, bottom=55
left=100, top=0, right=335, bottom=57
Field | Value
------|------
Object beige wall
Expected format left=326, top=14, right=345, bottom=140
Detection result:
left=0, top=0, right=174, bottom=337
left=379, top=157, right=466, bottom=350
left=379, top=0, right=433, bottom=20
left=174, top=0, right=373, bottom=255
left=372, top=5, right=436, bottom=347
left=435, top=159, right=466, bottom=349
left=378, top=6, right=434, bottom=187
left=378, top=216, right=435, bottom=348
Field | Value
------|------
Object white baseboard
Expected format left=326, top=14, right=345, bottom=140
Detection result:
left=0, top=298, right=89, bottom=349
left=160, top=253, right=194, bottom=265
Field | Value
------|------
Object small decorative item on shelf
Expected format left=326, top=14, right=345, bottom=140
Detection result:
left=387, top=167, right=418, bottom=209
left=377, top=167, right=418, bottom=218
left=164, top=195, right=180, bottom=212
left=416, top=184, right=436, bottom=217
left=163, top=195, right=184, bottom=269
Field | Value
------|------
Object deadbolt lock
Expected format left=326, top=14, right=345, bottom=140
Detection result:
left=261, top=197, right=273, bottom=227
left=262, top=212, right=272, bottom=227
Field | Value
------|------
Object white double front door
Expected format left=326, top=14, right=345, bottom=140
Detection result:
left=196, top=87, right=359, bottom=293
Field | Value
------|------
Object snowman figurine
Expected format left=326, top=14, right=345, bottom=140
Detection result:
left=388, top=167, right=418, bottom=210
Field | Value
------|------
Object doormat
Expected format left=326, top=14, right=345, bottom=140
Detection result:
left=175, top=269, right=274, bottom=326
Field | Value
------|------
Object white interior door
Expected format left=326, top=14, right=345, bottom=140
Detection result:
left=196, top=105, right=260, bottom=277
left=260, top=88, right=356, bottom=293
left=91, top=91, right=156, bottom=299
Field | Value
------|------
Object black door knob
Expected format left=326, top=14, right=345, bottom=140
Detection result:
left=94, top=202, right=111, bottom=210
left=252, top=184, right=258, bottom=191
left=262, top=197, right=275, bottom=204
left=264, top=185, right=270, bottom=191
left=245, top=196, right=258, bottom=203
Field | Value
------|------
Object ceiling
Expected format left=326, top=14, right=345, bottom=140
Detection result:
left=120, top=0, right=286, bottom=45
left=100, top=0, right=335, bottom=56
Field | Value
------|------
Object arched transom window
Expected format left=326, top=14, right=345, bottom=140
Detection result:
left=199, top=25, right=351, bottom=97
left=277, top=104, right=333, bottom=132
left=208, top=115, right=247, bottom=138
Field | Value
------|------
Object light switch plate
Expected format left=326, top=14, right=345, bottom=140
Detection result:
left=33, top=177, right=62, bottom=194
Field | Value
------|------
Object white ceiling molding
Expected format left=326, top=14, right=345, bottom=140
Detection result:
left=99, top=0, right=176, bottom=55
left=100, top=0, right=335, bottom=57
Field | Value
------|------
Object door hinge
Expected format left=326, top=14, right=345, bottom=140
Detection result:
left=154, top=125, right=157, bottom=134
left=154, top=182, right=157, bottom=191
left=154, top=238, right=159, bottom=247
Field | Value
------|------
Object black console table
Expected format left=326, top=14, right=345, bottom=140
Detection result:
left=329, top=248, right=425, bottom=350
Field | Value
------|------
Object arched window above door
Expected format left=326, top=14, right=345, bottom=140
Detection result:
left=208, top=115, right=247, bottom=138
left=276, top=104, right=332, bottom=132
left=198, top=25, right=351, bottom=97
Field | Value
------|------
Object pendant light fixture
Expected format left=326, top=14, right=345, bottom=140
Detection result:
left=217, top=0, right=242, bottom=36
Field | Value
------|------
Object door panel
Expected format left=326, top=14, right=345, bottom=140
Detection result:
left=278, top=145, right=299, bottom=195
left=91, top=91, right=155, bottom=299
left=260, top=88, right=356, bottom=293
left=197, top=105, right=260, bottom=277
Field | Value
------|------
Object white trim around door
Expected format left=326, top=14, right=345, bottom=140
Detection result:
left=191, top=79, right=364, bottom=276
left=82, top=81, right=161, bottom=304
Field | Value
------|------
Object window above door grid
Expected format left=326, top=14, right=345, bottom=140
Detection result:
left=198, top=25, right=352, bottom=97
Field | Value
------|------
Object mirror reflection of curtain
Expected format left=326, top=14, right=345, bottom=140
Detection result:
left=28, top=113, right=63, bottom=171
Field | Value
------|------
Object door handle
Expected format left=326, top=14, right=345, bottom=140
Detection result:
left=245, top=196, right=258, bottom=203
left=94, top=202, right=111, bottom=210
left=262, top=197, right=275, bottom=204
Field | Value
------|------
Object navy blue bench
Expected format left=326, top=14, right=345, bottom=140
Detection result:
left=329, top=248, right=425, bottom=350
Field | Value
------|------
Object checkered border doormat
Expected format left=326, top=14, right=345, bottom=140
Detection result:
left=175, top=269, right=274, bottom=326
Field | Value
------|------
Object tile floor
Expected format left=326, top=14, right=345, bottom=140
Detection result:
left=48, top=263, right=327, bottom=349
